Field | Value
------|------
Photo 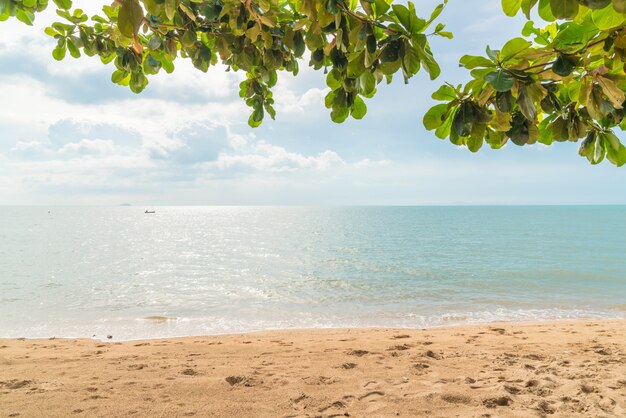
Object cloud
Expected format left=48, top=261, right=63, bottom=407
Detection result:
left=147, top=60, right=243, bottom=104
left=1, top=0, right=626, bottom=205
left=48, top=120, right=142, bottom=148
left=214, top=142, right=346, bottom=173
left=0, top=67, right=368, bottom=190
left=58, top=139, right=119, bottom=156
left=275, top=87, right=329, bottom=114
left=10, top=140, right=51, bottom=159
left=165, top=123, right=231, bottom=164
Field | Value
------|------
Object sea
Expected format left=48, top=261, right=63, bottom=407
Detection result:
left=1, top=206, right=625, bottom=341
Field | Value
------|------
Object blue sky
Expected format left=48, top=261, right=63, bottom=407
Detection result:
left=1, top=0, right=625, bottom=205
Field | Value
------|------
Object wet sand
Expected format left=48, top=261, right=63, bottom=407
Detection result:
left=1, top=320, right=625, bottom=417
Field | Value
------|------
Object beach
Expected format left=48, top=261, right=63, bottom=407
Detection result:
left=1, top=320, right=624, bottom=417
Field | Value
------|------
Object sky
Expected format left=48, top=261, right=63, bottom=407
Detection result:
left=1, top=0, right=626, bottom=205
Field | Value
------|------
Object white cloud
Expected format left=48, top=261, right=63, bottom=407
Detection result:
left=148, top=60, right=243, bottom=101
left=353, top=158, right=392, bottom=169
left=0, top=73, right=246, bottom=148
left=214, top=142, right=346, bottom=173
left=275, top=87, right=329, bottom=114
left=0, top=69, right=373, bottom=191
left=11, top=140, right=50, bottom=155
left=58, top=139, right=118, bottom=156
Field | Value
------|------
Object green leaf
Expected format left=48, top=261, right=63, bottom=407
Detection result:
left=392, top=4, right=411, bottom=30
left=517, top=86, right=537, bottom=121
left=402, top=41, right=420, bottom=76
left=452, top=101, right=475, bottom=137
left=324, top=91, right=335, bottom=109
left=67, top=38, right=80, bottom=58
left=538, top=0, right=556, bottom=20
left=373, top=0, right=392, bottom=16
left=191, top=45, right=211, bottom=72
left=160, top=56, right=175, bottom=73
left=44, top=27, right=58, bottom=37
left=580, top=0, right=611, bottom=9
left=165, top=0, right=176, bottom=21
left=604, top=131, right=621, bottom=151
left=521, top=0, right=539, bottom=18
left=426, top=2, right=446, bottom=26
left=294, top=31, right=305, bottom=57
left=552, top=22, right=599, bottom=48
left=351, top=96, right=367, bottom=119
left=392, top=4, right=426, bottom=34
left=606, top=142, right=626, bottom=166
left=435, top=114, right=453, bottom=140
left=415, top=44, right=440, bottom=79
left=485, top=69, right=514, bottom=92
left=499, top=37, right=532, bottom=62
left=0, top=0, right=11, bottom=21
left=502, top=0, right=522, bottom=16
left=147, top=35, right=161, bottom=51
left=552, top=54, right=576, bottom=76
left=118, top=0, right=144, bottom=38
left=359, top=71, right=376, bottom=96
left=265, top=103, right=276, bottom=120
left=248, top=110, right=264, bottom=128
left=486, top=46, right=499, bottom=61
left=592, top=6, right=625, bottom=30
left=538, top=117, right=553, bottom=145
left=129, top=71, right=147, bottom=93
left=579, top=130, right=595, bottom=156
left=366, top=35, right=377, bottom=54
left=53, top=0, right=72, bottom=10
left=331, top=107, right=350, bottom=123
left=326, top=70, right=341, bottom=90
left=258, top=0, right=271, bottom=13
left=459, top=55, right=495, bottom=69
left=432, top=85, right=457, bottom=101
left=495, top=91, right=513, bottom=112
left=15, top=9, right=35, bottom=25
left=550, top=0, right=579, bottom=19
left=52, top=44, right=66, bottom=60
left=180, top=30, right=197, bottom=47
left=423, top=103, right=449, bottom=130
left=597, top=76, right=626, bottom=108
left=592, top=134, right=605, bottom=164
left=466, top=133, right=484, bottom=152
left=22, top=0, right=37, bottom=8
left=111, top=69, right=128, bottom=84
left=391, top=4, right=410, bottom=30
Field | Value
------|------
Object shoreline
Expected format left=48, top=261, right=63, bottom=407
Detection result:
left=4, top=315, right=626, bottom=343
left=1, top=319, right=625, bottom=417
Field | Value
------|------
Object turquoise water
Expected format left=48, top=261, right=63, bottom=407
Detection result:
left=0, top=206, right=624, bottom=340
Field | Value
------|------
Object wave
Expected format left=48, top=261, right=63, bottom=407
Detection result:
left=2, top=306, right=624, bottom=341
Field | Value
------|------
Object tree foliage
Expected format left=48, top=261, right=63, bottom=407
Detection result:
left=0, top=0, right=449, bottom=127
left=425, top=0, right=626, bottom=166
left=2, top=0, right=626, bottom=166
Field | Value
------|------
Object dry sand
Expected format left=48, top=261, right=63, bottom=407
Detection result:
left=1, top=320, right=625, bottom=417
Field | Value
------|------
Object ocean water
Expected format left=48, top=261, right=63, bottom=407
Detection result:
left=0, top=206, right=625, bottom=341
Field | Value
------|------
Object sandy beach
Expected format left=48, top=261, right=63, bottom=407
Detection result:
left=1, top=320, right=624, bottom=417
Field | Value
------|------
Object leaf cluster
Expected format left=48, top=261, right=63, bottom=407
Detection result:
left=5, top=0, right=626, bottom=166
left=4, top=0, right=450, bottom=127
left=424, top=0, right=626, bottom=166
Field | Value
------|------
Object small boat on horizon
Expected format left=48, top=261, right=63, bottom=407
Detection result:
left=145, top=210, right=156, bottom=214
